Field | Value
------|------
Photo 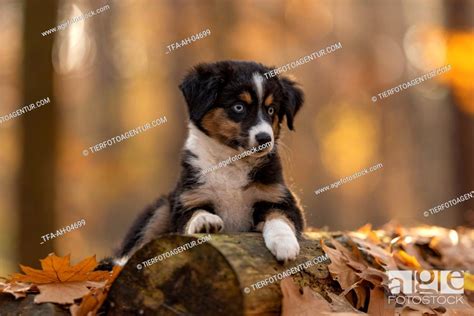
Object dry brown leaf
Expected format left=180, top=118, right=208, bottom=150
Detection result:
left=281, top=277, right=331, bottom=316
left=322, top=241, right=360, bottom=290
left=10, top=254, right=110, bottom=284
left=327, top=293, right=365, bottom=314
left=399, top=299, right=437, bottom=315
left=2, top=253, right=114, bottom=306
left=331, top=239, right=367, bottom=272
left=347, top=286, right=368, bottom=310
left=401, top=243, right=433, bottom=270
left=322, top=238, right=375, bottom=310
left=70, top=286, right=107, bottom=316
left=70, top=265, right=123, bottom=316
left=35, top=281, right=106, bottom=304
left=1, top=282, right=36, bottom=299
left=281, top=278, right=365, bottom=315
left=355, top=267, right=387, bottom=287
left=367, top=286, right=395, bottom=316
left=443, top=304, right=474, bottom=316
left=351, top=237, right=398, bottom=270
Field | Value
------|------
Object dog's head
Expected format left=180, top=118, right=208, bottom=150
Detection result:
left=180, top=61, right=304, bottom=155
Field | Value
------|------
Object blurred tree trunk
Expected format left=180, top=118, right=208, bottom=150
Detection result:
left=445, top=0, right=474, bottom=227
left=18, top=0, right=58, bottom=265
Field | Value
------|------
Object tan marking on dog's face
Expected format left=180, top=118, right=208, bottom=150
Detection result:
left=272, top=116, right=281, bottom=139
left=264, top=94, right=274, bottom=106
left=239, top=91, right=253, bottom=104
left=201, top=108, right=241, bottom=145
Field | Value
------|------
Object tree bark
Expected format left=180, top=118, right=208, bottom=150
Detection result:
left=0, top=294, right=68, bottom=316
left=106, top=232, right=340, bottom=316
left=19, top=0, right=58, bottom=266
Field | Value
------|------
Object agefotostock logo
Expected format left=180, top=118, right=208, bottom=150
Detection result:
left=386, top=270, right=466, bottom=307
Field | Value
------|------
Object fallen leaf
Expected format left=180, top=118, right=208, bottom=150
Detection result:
left=356, top=224, right=382, bottom=244
left=35, top=281, right=106, bottom=304
left=367, top=287, right=395, bottom=316
left=351, top=237, right=398, bottom=270
left=2, top=253, right=114, bottom=305
left=10, top=254, right=110, bottom=284
left=355, top=267, right=387, bottom=287
left=331, top=239, right=367, bottom=272
left=322, top=241, right=360, bottom=290
left=393, top=250, right=422, bottom=270
left=281, top=278, right=365, bottom=315
left=1, top=282, right=36, bottom=299
left=327, top=292, right=365, bottom=314
left=340, top=281, right=365, bottom=308
left=281, top=277, right=331, bottom=316
left=70, top=265, right=123, bottom=316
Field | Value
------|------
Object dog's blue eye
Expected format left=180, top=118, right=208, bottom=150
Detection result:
left=233, top=104, right=245, bottom=113
left=267, top=107, right=275, bottom=115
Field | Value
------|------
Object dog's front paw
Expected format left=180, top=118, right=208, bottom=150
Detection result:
left=263, top=219, right=300, bottom=261
left=185, top=211, right=224, bottom=234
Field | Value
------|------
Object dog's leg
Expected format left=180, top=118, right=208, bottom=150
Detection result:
left=185, top=210, right=224, bottom=234
left=115, top=197, right=171, bottom=264
left=253, top=200, right=304, bottom=262
left=261, top=212, right=300, bottom=261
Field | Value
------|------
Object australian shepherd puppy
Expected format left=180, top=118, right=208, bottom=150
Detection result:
left=115, top=60, right=305, bottom=265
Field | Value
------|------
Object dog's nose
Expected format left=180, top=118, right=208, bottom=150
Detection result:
left=255, top=133, right=272, bottom=146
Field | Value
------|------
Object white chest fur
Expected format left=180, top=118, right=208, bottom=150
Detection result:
left=184, top=124, right=261, bottom=232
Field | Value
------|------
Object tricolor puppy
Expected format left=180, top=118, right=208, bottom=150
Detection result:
left=116, top=60, right=305, bottom=264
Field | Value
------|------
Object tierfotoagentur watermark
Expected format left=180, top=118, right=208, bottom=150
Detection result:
left=263, top=42, right=342, bottom=79
left=82, top=116, right=167, bottom=156
left=424, top=190, right=474, bottom=217
left=0, top=97, right=51, bottom=125
left=372, top=64, right=452, bottom=102
left=136, top=234, right=212, bottom=270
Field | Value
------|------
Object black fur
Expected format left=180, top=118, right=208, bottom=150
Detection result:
left=278, top=77, right=304, bottom=130
left=179, top=64, right=224, bottom=122
left=117, top=197, right=168, bottom=258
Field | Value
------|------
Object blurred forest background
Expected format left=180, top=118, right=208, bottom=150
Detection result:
left=0, top=0, right=473, bottom=275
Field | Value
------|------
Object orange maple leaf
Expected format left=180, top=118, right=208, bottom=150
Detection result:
left=6, top=253, right=113, bottom=304
left=70, top=266, right=123, bottom=316
left=10, top=253, right=110, bottom=284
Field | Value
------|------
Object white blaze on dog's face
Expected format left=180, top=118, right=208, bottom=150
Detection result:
left=179, top=61, right=304, bottom=155
left=248, top=73, right=274, bottom=156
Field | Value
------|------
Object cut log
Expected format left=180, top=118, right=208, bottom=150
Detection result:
left=0, top=294, right=68, bottom=316
left=106, top=232, right=341, bottom=316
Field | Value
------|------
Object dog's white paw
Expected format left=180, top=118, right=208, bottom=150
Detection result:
left=263, top=219, right=300, bottom=261
left=185, top=211, right=224, bottom=234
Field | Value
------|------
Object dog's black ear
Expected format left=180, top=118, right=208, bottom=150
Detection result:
left=278, top=77, right=304, bottom=130
left=179, top=63, right=224, bottom=122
